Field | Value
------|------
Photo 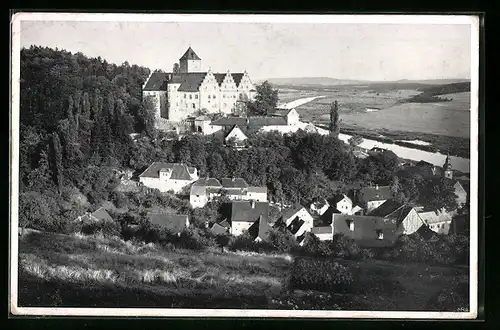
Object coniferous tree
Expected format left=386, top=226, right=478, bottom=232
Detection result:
left=27, top=147, right=53, bottom=191
left=51, top=132, right=64, bottom=194
left=329, top=100, right=340, bottom=137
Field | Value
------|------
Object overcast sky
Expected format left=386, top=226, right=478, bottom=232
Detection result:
left=20, top=20, right=472, bottom=81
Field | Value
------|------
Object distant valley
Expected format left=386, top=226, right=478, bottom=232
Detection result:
left=259, top=77, right=470, bottom=87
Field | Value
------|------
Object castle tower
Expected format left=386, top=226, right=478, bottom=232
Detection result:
left=179, top=47, right=201, bottom=73
left=442, top=154, right=453, bottom=179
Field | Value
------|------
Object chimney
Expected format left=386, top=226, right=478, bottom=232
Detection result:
left=375, top=184, right=379, bottom=190
left=251, top=200, right=255, bottom=209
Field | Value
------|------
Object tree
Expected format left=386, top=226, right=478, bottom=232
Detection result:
left=420, top=177, right=459, bottom=212
left=27, top=147, right=53, bottom=191
left=51, top=132, right=64, bottom=194
left=138, top=95, right=157, bottom=137
left=246, top=81, right=279, bottom=116
left=329, top=100, right=340, bottom=137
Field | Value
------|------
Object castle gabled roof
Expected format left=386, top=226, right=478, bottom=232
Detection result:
left=179, top=47, right=201, bottom=61
left=231, top=73, right=244, bottom=87
left=143, top=71, right=169, bottom=91
left=176, top=72, right=208, bottom=92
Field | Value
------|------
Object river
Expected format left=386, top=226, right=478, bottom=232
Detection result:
left=279, top=97, right=471, bottom=173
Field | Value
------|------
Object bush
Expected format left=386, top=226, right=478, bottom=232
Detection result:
left=290, top=257, right=354, bottom=293
left=378, top=233, right=469, bottom=266
left=298, top=233, right=361, bottom=259
left=175, top=227, right=218, bottom=251
left=267, top=228, right=299, bottom=253
left=110, top=191, right=129, bottom=209
left=81, top=220, right=121, bottom=238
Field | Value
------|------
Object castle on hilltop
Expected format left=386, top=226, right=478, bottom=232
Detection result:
left=142, top=47, right=257, bottom=124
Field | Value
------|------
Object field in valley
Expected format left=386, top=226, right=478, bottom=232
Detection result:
left=277, top=85, right=471, bottom=139
left=17, top=230, right=469, bottom=311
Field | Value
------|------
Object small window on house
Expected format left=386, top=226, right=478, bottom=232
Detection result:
left=192, top=103, right=196, bottom=109
left=195, top=95, right=199, bottom=99
left=184, top=94, right=187, bottom=99
left=224, top=103, right=227, bottom=107
left=208, top=95, right=211, bottom=99
left=213, top=95, right=216, bottom=99
left=196, top=195, right=199, bottom=197
left=189, top=94, right=192, bottom=99
left=376, top=229, right=384, bottom=240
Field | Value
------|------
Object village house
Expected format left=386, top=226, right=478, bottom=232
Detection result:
left=367, top=199, right=425, bottom=235
left=309, top=198, right=330, bottom=216
left=189, top=177, right=267, bottom=208
left=355, top=185, right=393, bottom=213
left=330, top=214, right=399, bottom=248
left=418, top=209, right=453, bottom=235
left=275, top=203, right=315, bottom=239
left=224, top=125, right=249, bottom=149
left=327, top=193, right=363, bottom=215
left=139, top=162, right=199, bottom=194
left=142, top=47, right=256, bottom=126
left=193, top=115, right=223, bottom=135
left=147, top=212, right=190, bottom=235
left=75, top=207, right=113, bottom=223
left=229, top=200, right=270, bottom=238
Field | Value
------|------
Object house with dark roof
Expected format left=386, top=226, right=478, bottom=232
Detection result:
left=329, top=214, right=399, bottom=248
left=76, top=207, right=113, bottom=224
left=276, top=203, right=314, bottom=239
left=230, top=200, right=269, bottom=237
left=368, top=200, right=425, bottom=235
left=268, top=108, right=300, bottom=126
left=139, top=162, right=199, bottom=194
left=147, top=213, right=190, bottom=235
left=210, top=222, right=229, bottom=236
left=356, top=185, right=393, bottom=212
left=247, top=215, right=271, bottom=242
left=142, top=47, right=256, bottom=124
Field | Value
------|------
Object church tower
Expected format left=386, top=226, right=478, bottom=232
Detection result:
left=179, top=47, right=202, bottom=73
left=442, top=154, right=453, bottom=179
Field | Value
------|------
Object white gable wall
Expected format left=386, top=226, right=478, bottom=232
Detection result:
left=225, top=126, right=248, bottom=142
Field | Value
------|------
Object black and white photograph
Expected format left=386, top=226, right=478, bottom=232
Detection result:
left=9, top=13, right=479, bottom=318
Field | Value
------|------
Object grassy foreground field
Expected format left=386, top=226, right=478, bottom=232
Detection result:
left=17, top=230, right=469, bottom=311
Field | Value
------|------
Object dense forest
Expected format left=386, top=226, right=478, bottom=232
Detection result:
left=18, top=46, right=459, bottom=232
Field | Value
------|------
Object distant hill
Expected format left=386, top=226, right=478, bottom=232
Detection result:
left=259, top=77, right=470, bottom=87
left=260, top=77, right=366, bottom=86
